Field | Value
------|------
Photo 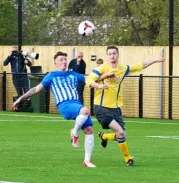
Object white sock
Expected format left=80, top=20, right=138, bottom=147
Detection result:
left=72, top=115, right=88, bottom=136
left=84, top=134, right=94, bottom=162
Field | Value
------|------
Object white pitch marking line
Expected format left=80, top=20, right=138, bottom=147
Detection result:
left=0, top=181, right=24, bottom=183
left=146, top=136, right=179, bottom=140
left=0, top=119, right=70, bottom=122
left=0, top=113, right=179, bottom=125
left=127, top=121, right=179, bottom=125
left=0, top=113, right=62, bottom=119
left=0, top=119, right=179, bottom=126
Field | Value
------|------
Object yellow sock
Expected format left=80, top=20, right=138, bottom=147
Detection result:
left=102, top=133, right=115, bottom=140
left=118, top=141, right=132, bottom=162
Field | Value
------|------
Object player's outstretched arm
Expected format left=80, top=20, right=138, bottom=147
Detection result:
left=13, top=83, right=44, bottom=110
left=143, top=57, right=165, bottom=69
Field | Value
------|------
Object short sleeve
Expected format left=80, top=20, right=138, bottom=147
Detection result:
left=75, top=73, right=85, bottom=84
left=90, top=64, right=105, bottom=80
left=41, top=72, right=52, bottom=88
left=129, top=64, right=143, bottom=74
left=85, top=65, right=105, bottom=87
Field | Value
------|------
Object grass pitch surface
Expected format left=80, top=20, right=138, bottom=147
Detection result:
left=0, top=111, right=179, bottom=183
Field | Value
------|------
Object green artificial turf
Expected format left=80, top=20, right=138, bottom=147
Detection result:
left=0, top=111, right=179, bottom=183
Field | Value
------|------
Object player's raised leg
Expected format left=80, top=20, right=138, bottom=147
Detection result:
left=71, top=106, right=89, bottom=148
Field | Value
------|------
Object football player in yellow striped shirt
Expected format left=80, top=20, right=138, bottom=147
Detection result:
left=86, top=45, right=165, bottom=166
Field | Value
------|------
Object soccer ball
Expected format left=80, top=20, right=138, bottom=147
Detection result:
left=78, top=20, right=95, bottom=36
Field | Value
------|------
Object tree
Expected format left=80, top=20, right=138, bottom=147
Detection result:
left=97, top=0, right=169, bottom=46
left=22, top=0, right=59, bottom=45
left=0, top=0, right=18, bottom=45
left=0, top=0, right=178, bottom=46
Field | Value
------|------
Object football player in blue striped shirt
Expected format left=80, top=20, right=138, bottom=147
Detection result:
left=13, top=51, right=108, bottom=168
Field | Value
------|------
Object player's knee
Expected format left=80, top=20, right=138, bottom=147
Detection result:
left=80, top=106, right=90, bottom=115
left=83, top=126, right=93, bottom=134
left=115, top=130, right=125, bottom=138
left=120, top=131, right=125, bottom=138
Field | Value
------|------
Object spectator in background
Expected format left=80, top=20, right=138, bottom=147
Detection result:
left=96, top=58, right=104, bottom=67
left=68, top=51, right=86, bottom=104
left=3, top=46, right=32, bottom=97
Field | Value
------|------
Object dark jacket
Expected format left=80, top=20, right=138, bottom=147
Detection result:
left=68, top=58, right=86, bottom=74
left=3, top=52, right=32, bottom=73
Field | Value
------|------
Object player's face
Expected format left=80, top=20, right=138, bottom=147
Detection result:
left=107, top=49, right=119, bottom=64
left=54, top=55, right=68, bottom=71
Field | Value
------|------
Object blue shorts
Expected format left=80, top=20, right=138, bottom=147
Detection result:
left=57, top=100, right=93, bottom=130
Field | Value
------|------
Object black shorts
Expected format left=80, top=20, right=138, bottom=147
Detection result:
left=94, top=105, right=125, bottom=130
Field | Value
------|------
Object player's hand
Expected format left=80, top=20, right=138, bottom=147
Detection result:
left=154, top=57, right=165, bottom=63
left=101, top=72, right=116, bottom=79
left=98, top=84, right=108, bottom=89
left=99, top=72, right=116, bottom=81
left=106, top=72, right=116, bottom=78
left=13, top=98, right=21, bottom=111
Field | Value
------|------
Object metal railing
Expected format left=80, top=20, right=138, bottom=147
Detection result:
left=1, top=72, right=179, bottom=119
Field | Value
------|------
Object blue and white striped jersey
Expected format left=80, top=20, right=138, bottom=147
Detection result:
left=41, top=71, right=85, bottom=105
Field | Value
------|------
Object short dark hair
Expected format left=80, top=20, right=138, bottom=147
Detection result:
left=54, top=51, right=67, bottom=60
left=106, top=46, right=119, bottom=53
left=96, top=58, right=103, bottom=64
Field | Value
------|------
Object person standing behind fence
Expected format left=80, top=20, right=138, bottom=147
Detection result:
left=3, top=46, right=32, bottom=97
left=68, top=51, right=86, bottom=104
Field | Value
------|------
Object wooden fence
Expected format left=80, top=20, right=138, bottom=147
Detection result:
left=0, top=46, right=179, bottom=119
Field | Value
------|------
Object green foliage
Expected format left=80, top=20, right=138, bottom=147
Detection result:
left=96, top=0, right=124, bottom=17
left=61, top=0, right=98, bottom=16
left=59, top=0, right=171, bottom=46
left=22, top=0, right=59, bottom=45
left=0, top=0, right=179, bottom=45
left=127, top=0, right=168, bottom=45
left=106, top=20, right=133, bottom=45
left=0, top=0, right=18, bottom=45
left=99, top=0, right=169, bottom=45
